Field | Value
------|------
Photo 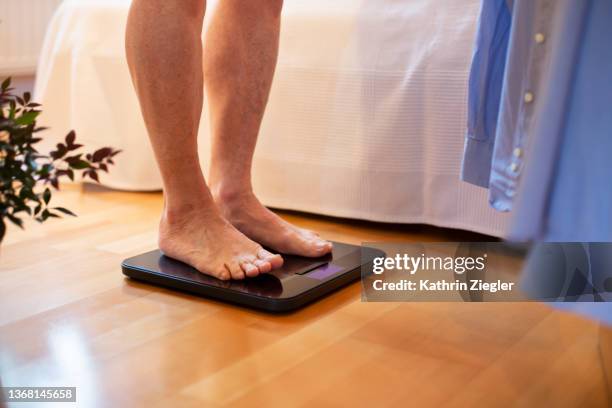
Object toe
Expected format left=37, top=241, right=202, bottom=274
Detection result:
left=316, top=239, right=333, bottom=253
left=216, top=265, right=231, bottom=281
left=241, top=262, right=259, bottom=278
left=254, top=259, right=272, bottom=273
left=299, top=237, right=333, bottom=257
left=258, top=248, right=284, bottom=269
left=300, top=229, right=332, bottom=251
left=226, top=262, right=245, bottom=280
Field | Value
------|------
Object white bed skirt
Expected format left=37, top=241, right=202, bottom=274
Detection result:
left=34, top=0, right=509, bottom=237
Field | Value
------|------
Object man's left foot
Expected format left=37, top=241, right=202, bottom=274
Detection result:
left=215, top=191, right=333, bottom=258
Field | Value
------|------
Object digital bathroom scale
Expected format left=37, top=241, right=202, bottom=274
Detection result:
left=122, top=241, right=383, bottom=312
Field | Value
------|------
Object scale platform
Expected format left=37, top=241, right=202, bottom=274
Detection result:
left=122, top=241, right=383, bottom=312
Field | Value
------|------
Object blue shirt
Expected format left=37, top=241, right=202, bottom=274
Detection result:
left=461, top=0, right=612, bottom=241
left=462, top=0, right=612, bottom=324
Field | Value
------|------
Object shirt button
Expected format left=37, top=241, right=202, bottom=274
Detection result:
left=513, top=147, right=523, bottom=158
left=534, top=33, right=545, bottom=43
left=524, top=92, right=534, bottom=103
left=509, top=162, right=519, bottom=173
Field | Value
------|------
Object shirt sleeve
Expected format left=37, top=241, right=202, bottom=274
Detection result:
left=460, top=0, right=512, bottom=188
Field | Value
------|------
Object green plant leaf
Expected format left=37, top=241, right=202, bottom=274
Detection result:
left=0, top=79, right=119, bottom=242
left=69, top=160, right=90, bottom=170
left=6, top=213, right=24, bottom=229
left=14, top=111, right=40, bottom=126
left=92, top=147, right=112, bottom=162
left=88, top=171, right=99, bottom=183
left=64, top=154, right=83, bottom=163
left=65, top=130, right=76, bottom=146
left=43, top=187, right=51, bottom=204
left=50, top=145, right=68, bottom=160
left=9, top=100, right=16, bottom=119
left=53, top=207, right=77, bottom=217
left=0, top=218, right=5, bottom=243
left=19, top=187, right=38, bottom=201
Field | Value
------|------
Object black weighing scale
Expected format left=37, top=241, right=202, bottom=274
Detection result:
left=122, top=241, right=383, bottom=312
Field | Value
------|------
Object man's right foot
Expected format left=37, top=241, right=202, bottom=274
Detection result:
left=158, top=204, right=283, bottom=280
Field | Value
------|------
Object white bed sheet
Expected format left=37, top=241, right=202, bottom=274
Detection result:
left=34, top=0, right=509, bottom=237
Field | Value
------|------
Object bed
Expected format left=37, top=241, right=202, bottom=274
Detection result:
left=34, top=0, right=509, bottom=237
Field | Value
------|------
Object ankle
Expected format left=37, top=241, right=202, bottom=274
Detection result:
left=162, top=196, right=219, bottom=226
left=210, top=183, right=255, bottom=207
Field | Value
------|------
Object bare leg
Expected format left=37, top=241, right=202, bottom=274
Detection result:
left=205, top=0, right=333, bottom=257
left=125, top=0, right=282, bottom=280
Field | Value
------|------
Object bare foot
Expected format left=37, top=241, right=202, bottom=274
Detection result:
left=159, top=204, right=283, bottom=280
left=215, top=191, right=333, bottom=258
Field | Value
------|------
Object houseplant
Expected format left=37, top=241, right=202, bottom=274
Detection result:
left=0, top=77, right=120, bottom=243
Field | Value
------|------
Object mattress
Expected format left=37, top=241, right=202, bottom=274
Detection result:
left=34, top=0, right=509, bottom=237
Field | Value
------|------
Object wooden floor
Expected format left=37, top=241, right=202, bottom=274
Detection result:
left=0, top=185, right=610, bottom=407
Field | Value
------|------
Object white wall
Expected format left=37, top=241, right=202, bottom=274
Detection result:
left=0, top=0, right=64, bottom=76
